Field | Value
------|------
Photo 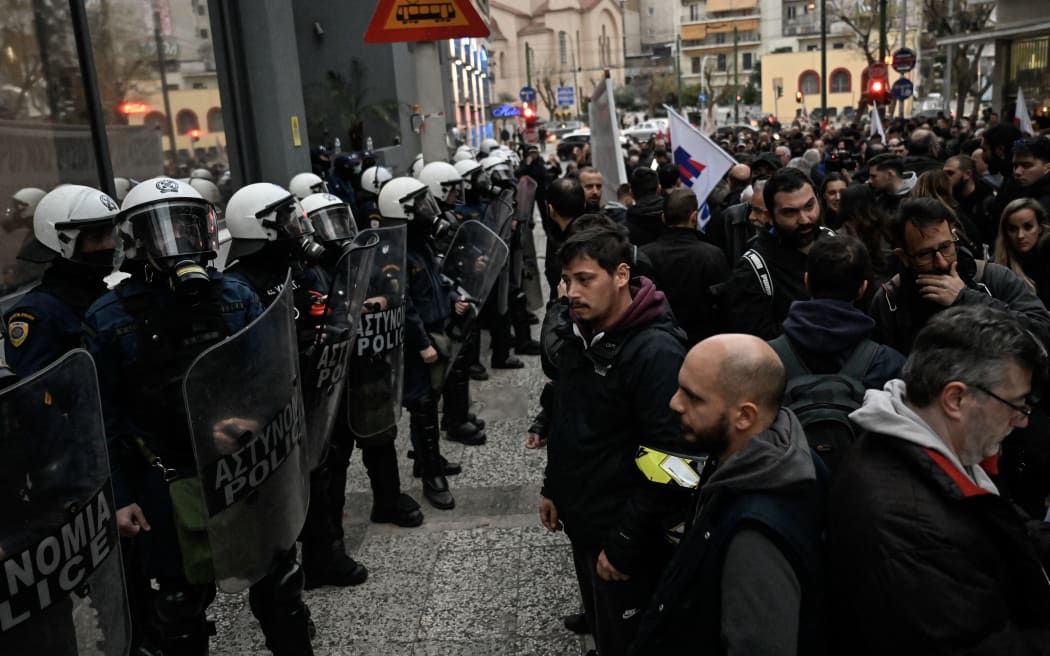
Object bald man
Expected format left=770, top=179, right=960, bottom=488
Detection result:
left=630, top=335, right=828, bottom=656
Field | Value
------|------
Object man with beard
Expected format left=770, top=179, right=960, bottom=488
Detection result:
left=539, top=223, right=690, bottom=656
left=725, top=168, right=834, bottom=339
left=869, top=197, right=1050, bottom=355
left=944, top=155, right=996, bottom=247
left=630, top=334, right=827, bottom=655
left=579, top=167, right=605, bottom=213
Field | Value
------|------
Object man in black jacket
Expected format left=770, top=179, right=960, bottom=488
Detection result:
left=725, top=167, right=834, bottom=339
left=944, top=154, right=997, bottom=247
left=539, top=223, right=689, bottom=656
left=993, top=136, right=1050, bottom=221
left=542, top=177, right=585, bottom=301
left=624, top=167, right=664, bottom=246
left=632, top=334, right=826, bottom=656
left=869, top=197, right=1050, bottom=355
left=830, top=305, right=1050, bottom=653
left=641, top=188, right=729, bottom=345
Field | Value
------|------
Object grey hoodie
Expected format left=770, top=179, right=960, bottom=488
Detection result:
left=850, top=379, right=999, bottom=495
left=699, top=407, right=816, bottom=511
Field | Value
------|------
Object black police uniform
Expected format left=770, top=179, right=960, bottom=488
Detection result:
left=85, top=269, right=314, bottom=656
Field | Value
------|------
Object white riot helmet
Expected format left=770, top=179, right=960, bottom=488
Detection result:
left=113, top=177, right=137, bottom=203
left=225, top=182, right=323, bottom=263
left=4, top=187, right=46, bottom=229
left=378, top=176, right=441, bottom=223
left=410, top=154, right=425, bottom=179
left=17, top=185, right=119, bottom=264
left=452, top=149, right=476, bottom=163
left=478, top=138, right=500, bottom=157
left=479, top=155, right=514, bottom=186
left=301, top=193, right=357, bottom=244
left=289, top=172, right=328, bottom=200
left=189, top=168, right=214, bottom=182
left=188, top=178, right=221, bottom=206
left=119, top=177, right=219, bottom=294
left=454, top=159, right=485, bottom=190
left=418, top=161, right=464, bottom=206
left=360, top=166, right=393, bottom=196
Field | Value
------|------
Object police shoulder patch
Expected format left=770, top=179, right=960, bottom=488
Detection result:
left=8, top=320, right=29, bottom=348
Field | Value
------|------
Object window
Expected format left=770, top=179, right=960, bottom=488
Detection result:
left=559, top=31, right=567, bottom=65
left=689, top=4, right=700, bottom=20
left=715, top=32, right=727, bottom=44
left=717, top=54, right=727, bottom=71
left=198, top=28, right=208, bottom=39
left=176, top=109, right=200, bottom=135
left=799, top=70, right=820, bottom=95
left=206, top=107, right=224, bottom=132
left=807, top=45, right=819, bottom=51
left=833, top=42, right=845, bottom=49
left=692, top=57, right=701, bottom=74
left=500, top=52, right=506, bottom=78
left=742, top=53, right=753, bottom=70
left=648, top=6, right=654, bottom=14
left=830, top=68, right=851, bottom=93
left=786, top=5, right=797, bottom=18
left=144, top=112, right=171, bottom=136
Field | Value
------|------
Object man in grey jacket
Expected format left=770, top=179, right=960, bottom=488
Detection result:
left=631, top=334, right=827, bottom=655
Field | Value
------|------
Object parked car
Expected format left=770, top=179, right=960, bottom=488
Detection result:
left=544, top=120, right=584, bottom=140
left=622, top=119, right=669, bottom=143
left=560, top=128, right=630, bottom=149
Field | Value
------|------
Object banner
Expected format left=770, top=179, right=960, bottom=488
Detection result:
left=588, top=77, right=627, bottom=206
left=870, top=106, right=886, bottom=144
left=664, top=105, right=736, bottom=216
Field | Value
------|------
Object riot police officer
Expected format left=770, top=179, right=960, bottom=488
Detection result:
left=222, top=183, right=369, bottom=591
left=378, top=176, right=462, bottom=509
left=418, top=162, right=488, bottom=446
left=4, top=185, right=119, bottom=376
left=83, top=177, right=315, bottom=655
left=328, top=153, right=360, bottom=216
left=301, top=192, right=425, bottom=528
left=357, top=166, right=393, bottom=231
left=289, top=172, right=329, bottom=201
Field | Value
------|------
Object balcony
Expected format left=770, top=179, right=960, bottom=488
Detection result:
left=782, top=17, right=820, bottom=36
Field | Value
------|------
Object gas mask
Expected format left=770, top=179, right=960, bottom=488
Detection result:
left=298, top=236, right=326, bottom=264
left=126, top=201, right=218, bottom=297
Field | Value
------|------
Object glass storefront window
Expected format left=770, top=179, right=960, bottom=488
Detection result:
left=1011, top=36, right=1050, bottom=119
left=88, top=0, right=232, bottom=204
left=0, top=1, right=96, bottom=291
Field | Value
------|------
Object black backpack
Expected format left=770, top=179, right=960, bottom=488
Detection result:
left=768, top=336, right=879, bottom=474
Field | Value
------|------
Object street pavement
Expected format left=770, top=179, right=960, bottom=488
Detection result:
left=213, top=224, right=596, bottom=655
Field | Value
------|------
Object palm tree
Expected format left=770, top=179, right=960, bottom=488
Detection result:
left=304, top=58, right=399, bottom=151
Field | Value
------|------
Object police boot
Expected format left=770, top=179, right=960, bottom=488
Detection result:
left=490, top=310, right=523, bottom=369
left=467, top=324, right=489, bottom=381
left=364, top=442, right=424, bottom=527
left=409, top=451, right=463, bottom=477
left=250, top=549, right=316, bottom=656
left=411, top=401, right=455, bottom=510
left=442, top=357, right=487, bottom=446
left=302, top=538, right=369, bottom=590
left=150, top=579, right=216, bottom=656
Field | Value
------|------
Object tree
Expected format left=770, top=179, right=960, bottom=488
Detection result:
left=828, top=0, right=903, bottom=65
left=535, top=61, right=566, bottom=121
left=0, top=0, right=79, bottom=121
left=645, top=71, right=678, bottom=114
left=923, top=0, right=996, bottom=120
left=87, top=0, right=153, bottom=125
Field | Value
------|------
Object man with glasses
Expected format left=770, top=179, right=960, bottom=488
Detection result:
left=828, top=305, right=1050, bottom=653
left=869, top=197, right=1050, bottom=355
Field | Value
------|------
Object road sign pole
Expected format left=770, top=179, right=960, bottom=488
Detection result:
left=414, top=41, right=448, bottom=162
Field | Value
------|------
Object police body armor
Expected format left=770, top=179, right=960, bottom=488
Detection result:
left=299, top=234, right=378, bottom=468
left=439, top=220, right=509, bottom=378
left=511, top=175, right=538, bottom=290
left=182, top=277, right=309, bottom=592
left=0, top=350, right=130, bottom=655
left=347, top=224, right=407, bottom=439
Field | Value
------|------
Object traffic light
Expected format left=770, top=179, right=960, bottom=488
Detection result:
left=189, top=128, right=201, bottom=142
left=735, top=94, right=742, bottom=104
left=868, top=66, right=889, bottom=105
left=795, top=90, right=804, bottom=104
left=523, top=102, right=537, bottom=127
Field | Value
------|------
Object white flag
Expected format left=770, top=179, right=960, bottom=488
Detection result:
left=870, top=105, right=886, bottom=144
left=1016, top=87, right=1035, bottom=136
left=664, top=105, right=736, bottom=228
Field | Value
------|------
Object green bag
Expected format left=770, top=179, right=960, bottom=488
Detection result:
left=168, top=477, right=215, bottom=585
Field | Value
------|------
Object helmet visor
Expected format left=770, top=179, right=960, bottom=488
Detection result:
left=409, top=192, right=441, bottom=223
left=258, top=194, right=313, bottom=239
left=127, top=202, right=218, bottom=260
left=309, top=204, right=358, bottom=243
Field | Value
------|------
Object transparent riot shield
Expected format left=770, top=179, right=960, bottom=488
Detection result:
left=0, top=350, right=130, bottom=656
left=183, top=277, right=309, bottom=592
left=300, top=233, right=379, bottom=469
left=440, top=220, right=510, bottom=376
left=514, top=175, right=538, bottom=228
left=348, top=224, right=407, bottom=438
left=481, top=187, right=515, bottom=243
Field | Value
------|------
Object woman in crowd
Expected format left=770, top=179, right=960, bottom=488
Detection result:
left=838, top=183, right=895, bottom=290
left=995, top=197, right=1050, bottom=308
left=821, top=172, right=849, bottom=230
left=912, top=169, right=981, bottom=251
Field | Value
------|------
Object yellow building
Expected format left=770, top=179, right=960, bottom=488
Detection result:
left=761, top=49, right=913, bottom=124
left=124, top=87, right=227, bottom=156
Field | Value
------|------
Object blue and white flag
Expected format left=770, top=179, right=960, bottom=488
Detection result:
left=664, top=105, right=736, bottom=233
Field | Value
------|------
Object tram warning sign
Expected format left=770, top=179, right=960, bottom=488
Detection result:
left=365, top=0, right=490, bottom=43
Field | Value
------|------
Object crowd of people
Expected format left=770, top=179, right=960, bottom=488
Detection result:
left=525, top=112, right=1050, bottom=654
